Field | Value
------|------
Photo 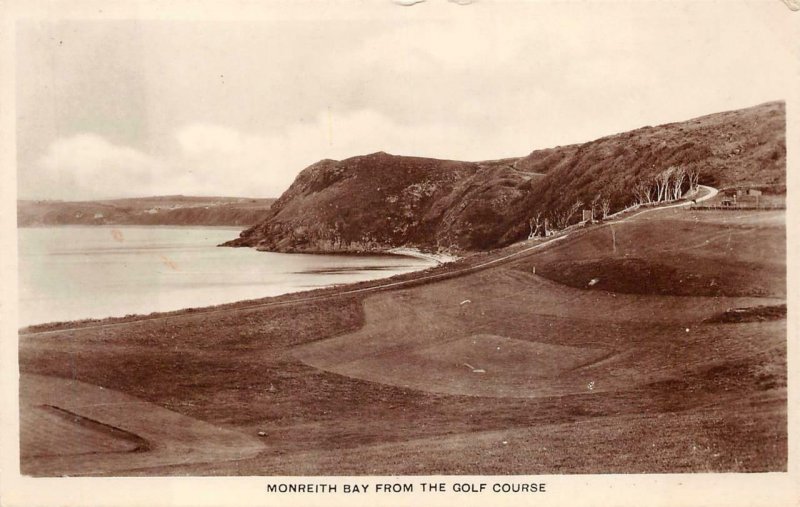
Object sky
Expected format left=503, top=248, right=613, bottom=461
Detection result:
left=14, top=0, right=799, bottom=200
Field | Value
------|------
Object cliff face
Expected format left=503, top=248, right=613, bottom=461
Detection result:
left=224, top=153, right=531, bottom=252
left=227, top=101, right=786, bottom=253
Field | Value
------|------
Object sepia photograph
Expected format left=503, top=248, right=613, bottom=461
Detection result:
left=1, top=0, right=797, bottom=505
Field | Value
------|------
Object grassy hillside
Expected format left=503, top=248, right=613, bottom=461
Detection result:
left=525, top=211, right=785, bottom=298
left=19, top=206, right=786, bottom=475
left=497, top=100, right=786, bottom=244
left=229, top=101, right=785, bottom=253
left=18, top=196, right=275, bottom=227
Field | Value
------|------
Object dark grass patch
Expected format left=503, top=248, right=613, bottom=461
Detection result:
left=534, top=256, right=779, bottom=297
left=705, top=304, right=787, bottom=324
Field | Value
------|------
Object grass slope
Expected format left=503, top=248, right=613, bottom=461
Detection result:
left=20, top=374, right=265, bottom=476
left=19, top=207, right=786, bottom=475
left=527, top=209, right=785, bottom=297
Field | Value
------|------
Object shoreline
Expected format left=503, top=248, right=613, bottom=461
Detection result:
left=18, top=190, right=719, bottom=334
left=18, top=227, right=446, bottom=333
left=386, top=247, right=459, bottom=264
left=18, top=255, right=449, bottom=334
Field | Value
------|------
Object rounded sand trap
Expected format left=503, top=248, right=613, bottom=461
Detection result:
left=296, top=333, right=609, bottom=398
left=413, top=334, right=605, bottom=377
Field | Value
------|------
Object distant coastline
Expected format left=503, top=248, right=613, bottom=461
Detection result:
left=17, top=195, right=275, bottom=228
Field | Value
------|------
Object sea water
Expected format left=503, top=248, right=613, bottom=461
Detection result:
left=17, top=226, right=435, bottom=327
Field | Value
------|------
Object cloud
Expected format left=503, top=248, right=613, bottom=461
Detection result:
left=30, top=134, right=164, bottom=200
left=171, top=110, right=489, bottom=199
left=24, top=0, right=796, bottom=203
left=28, top=130, right=261, bottom=200
left=172, top=123, right=291, bottom=197
left=17, top=5, right=796, bottom=202
left=27, top=103, right=537, bottom=200
left=29, top=109, right=509, bottom=200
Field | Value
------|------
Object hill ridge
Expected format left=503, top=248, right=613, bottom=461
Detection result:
left=225, top=100, right=784, bottom=253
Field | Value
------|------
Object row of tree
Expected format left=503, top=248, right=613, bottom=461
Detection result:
left=528, top=165, right=700, bottom=239
left=632, top=166, right=700, bottom=206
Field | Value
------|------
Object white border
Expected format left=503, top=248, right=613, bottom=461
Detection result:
left=1, top=1, right=797, bottom=506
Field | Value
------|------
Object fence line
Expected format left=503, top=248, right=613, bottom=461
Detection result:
left=690, top=204, right=785, bottom=211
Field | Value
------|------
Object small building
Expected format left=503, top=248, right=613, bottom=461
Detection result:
left=747, top=188, right=763, bottom=197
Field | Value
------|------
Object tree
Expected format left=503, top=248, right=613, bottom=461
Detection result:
left=600, top=197, right=611, bottom=219
left=654, top=167, right=674, bottom=202
left=528, top=212, right=543, bottom=238
left=633, top=180, right=652, bottom=205
left=590, top=193, right=602, bottom=216
left=670, top=166, right=686, bottom=200
left=545, top=213, right=556, bottom=235
left=687, top=168, right=700, bottom=192
left=556, top=199, right=583, bottom=229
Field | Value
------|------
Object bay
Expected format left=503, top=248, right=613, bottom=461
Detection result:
left=17, top=226, right=436, bottom=327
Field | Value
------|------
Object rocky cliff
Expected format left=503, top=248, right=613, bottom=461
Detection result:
left=226, top=101, right=785, bottom=253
